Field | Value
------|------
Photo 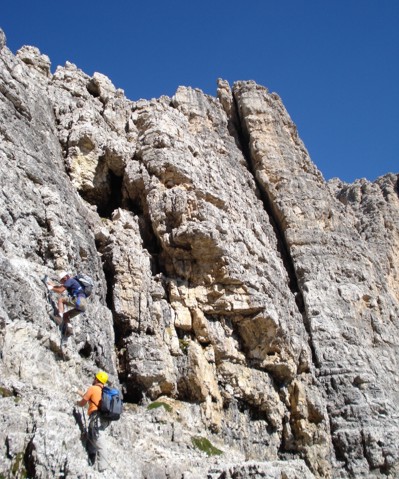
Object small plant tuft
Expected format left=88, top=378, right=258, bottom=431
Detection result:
left=191, top=436, right=223, bottom=456
left=147, top=401, right=173, bottom=413
left=178, top=339, right=190, bottom=354
left=0, top=386, right=13, bottom=398
left=11, top=452, right=27, bottom=478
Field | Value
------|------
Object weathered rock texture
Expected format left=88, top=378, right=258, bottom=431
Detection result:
left=0, top=29, right=398, bottom=478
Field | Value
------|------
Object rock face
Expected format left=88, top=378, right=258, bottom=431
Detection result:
left=0, top=29, right=398, bottom=479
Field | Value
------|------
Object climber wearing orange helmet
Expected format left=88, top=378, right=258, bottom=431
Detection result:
left=76, top=371, right=110, bottom=472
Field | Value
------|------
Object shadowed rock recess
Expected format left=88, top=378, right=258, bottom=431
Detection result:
left=0, top=29, right=398, bottom=479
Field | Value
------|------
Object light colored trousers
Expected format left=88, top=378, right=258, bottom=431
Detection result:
left=88, top=413, right=109, bottom=472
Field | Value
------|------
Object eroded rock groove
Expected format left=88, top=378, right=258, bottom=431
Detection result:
left=0, top=36, right=398, bottom=478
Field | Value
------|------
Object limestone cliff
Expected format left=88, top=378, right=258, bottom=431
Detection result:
left=0, top=28, right=398, bottom=478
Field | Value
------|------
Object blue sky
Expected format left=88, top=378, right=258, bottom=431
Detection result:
left=2, top=0, right=398, bottom=183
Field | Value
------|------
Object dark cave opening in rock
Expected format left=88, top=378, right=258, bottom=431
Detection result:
left=77, top=158, right=124, bottom=220
left=97, top=170, right=123, bottom=218
left=98, top=253, right=134, bottom=349
left=78, top=341, right=93, bottom=358
left=86, top=79, right=100, bottom=98
left=124, top=197, right=164, bottom=276
left=23, top=439, right=36, bottom=479
left=121, top=376, right=144, bottom=404
left=113, top=317, right=134, bottom=351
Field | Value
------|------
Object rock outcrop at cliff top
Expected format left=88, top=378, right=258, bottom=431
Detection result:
left=0, top=28, right=398, bottom=478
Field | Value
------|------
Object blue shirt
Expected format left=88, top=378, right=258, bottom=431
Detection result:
left=64, top=277, right=85, bottom=297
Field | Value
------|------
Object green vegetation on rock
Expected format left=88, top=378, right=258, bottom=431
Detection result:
left=147, top=401, right=173, bottom=413
left=191, top=436, right=223, bottom=456
left=0, top=386, right=13, bottom=397
left=178, top=339, right=189, bottom=354
left=11, top=452, right=27, bottom=478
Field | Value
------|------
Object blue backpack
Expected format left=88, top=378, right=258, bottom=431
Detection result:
left=99, top=386, right=123, bottom=421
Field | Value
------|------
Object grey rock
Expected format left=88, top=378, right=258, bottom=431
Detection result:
left=16, top=45, right=51, bottom=77
left=0, top=29, right=6, bottom=51
left=0, top=32, right=398, bottom=479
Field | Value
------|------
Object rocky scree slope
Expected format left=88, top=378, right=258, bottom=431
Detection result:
left=0, top=29, right=398, bottom=478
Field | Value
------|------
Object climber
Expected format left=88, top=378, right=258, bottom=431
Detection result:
left=46, top=271, right=87, bottom=336
left=76, top=371, right=110, bottom=472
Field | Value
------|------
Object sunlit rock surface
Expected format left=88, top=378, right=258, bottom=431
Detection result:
left=0, top=29, right=398, bottom=478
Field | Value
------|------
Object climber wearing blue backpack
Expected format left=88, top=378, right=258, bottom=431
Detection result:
left=45, top=271, right=93, bottom=336
left=76, top=371, right=123, bottom=471
left=76, top=371, right=111, bottom=472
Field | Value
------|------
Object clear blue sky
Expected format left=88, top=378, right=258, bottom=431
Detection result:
left=2, top=0, right=398, bottom=183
